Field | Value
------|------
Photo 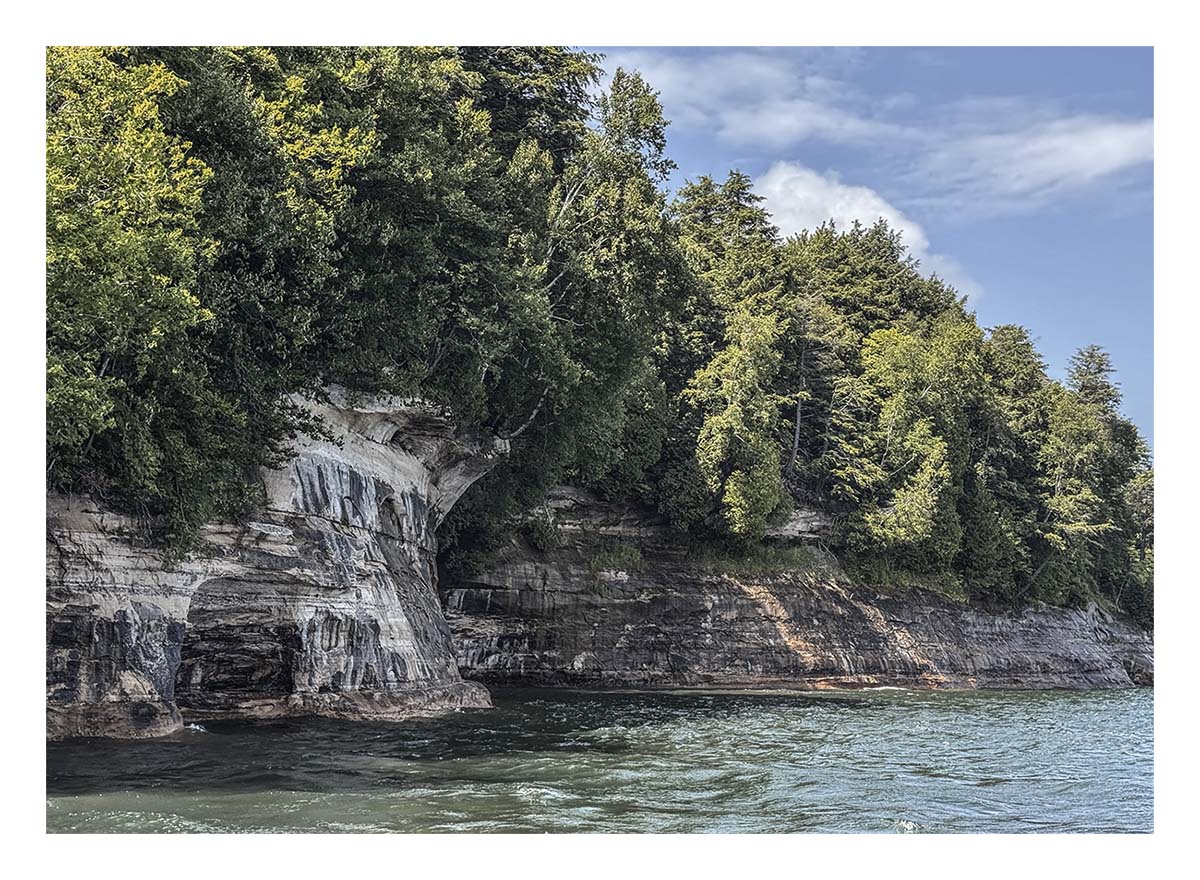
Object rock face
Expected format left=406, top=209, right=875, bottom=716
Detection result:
left=46, top=391, right=502, bottom=740
left=442, top=487, right=1154, bottom=691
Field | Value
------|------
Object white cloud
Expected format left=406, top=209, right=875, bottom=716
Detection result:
left=598, top=48, right=885, bottom=147
left=756, top=162, right=985, bottom=302
left=716, top=97, right=908, bottom=150
left=598, top=49, right=1153, bottom=219
left=598, top=48, right=795, bottom=128
left=758, top=163, right=926, bottom=247
left=913, top=115, right=1154, bottom=213
left=593, top=49, right=1152, bottom=302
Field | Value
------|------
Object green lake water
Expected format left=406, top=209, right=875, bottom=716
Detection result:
left=46, top=687, right=1153, bottom=833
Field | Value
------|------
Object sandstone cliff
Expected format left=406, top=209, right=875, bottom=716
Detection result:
left=46, top=390, right=503, bottom=739
left=48, top=446, right=1153, bottom=741
left=441, top=487, right=1154, bottom=690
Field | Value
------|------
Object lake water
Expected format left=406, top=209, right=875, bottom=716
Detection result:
left=46, top=687, right=1153, bottom=833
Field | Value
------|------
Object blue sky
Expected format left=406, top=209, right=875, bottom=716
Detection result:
left=593, top=47, right=1154, bottom=447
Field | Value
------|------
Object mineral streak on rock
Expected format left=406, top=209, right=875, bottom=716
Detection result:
left=46, top=390, right=502, bottom=740
left=47, top=427, right=1153, bottom=741
left=441, top=487, right=1154, bottom=691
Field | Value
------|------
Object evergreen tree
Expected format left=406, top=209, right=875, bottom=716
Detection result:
left=45, top=46, right=1153, bottom=623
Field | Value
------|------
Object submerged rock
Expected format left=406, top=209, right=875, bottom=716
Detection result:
left=46, top=391, right=501, bottom=740
left=441, top=487, right=1154, bottom=691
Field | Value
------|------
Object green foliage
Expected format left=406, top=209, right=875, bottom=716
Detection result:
left=652, top=449, right=711, bottom=533
left=832, top=317, right=985, bottom=569
left=522, top=507, right=562, bottom=554
left=845, top=555, right=968, bottom=602
left=686, top=541, right=828, bottom=578
left=583, top=362, right=672, bottom=500
left=47, top=47, right=221, bottom=541
left=1118, top=467, right=1154, bottom=627
left=595, top=185, right=1150, bottom=620
left=456, top=47, right=600, bottom=162
left=1068, top=344, right=1122, bottom=413
left=649, top=172, right=789, bottom=541
left=46, top=46, right=1153, bottom=624
left=437, top=63, right=682, bottom=572
left=48, top=47, right=676, bottom=554
left=685, top=303, right=785, bottom=540
left=586, top=538, right=645, bottom=574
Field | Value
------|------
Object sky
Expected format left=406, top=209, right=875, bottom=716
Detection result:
left=592, top=47, right=1154, bottom=448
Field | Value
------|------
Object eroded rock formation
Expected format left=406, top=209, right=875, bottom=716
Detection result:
left=442, top=487, right=1154, bottom=690
left=46, top=390, right=503, bottom=739
left=48, top=437, right=1154, bottom=740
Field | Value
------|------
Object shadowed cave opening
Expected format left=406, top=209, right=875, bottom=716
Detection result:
left=174, top=579, right=302, bottom=713
left=174, top=576, right=424, bottom=715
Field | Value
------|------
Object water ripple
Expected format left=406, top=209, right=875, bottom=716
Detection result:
left=47, top=687, right=1153, bottom=833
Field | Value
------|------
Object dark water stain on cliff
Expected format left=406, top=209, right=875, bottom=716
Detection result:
left=46, top=687, right=1152, bottom=833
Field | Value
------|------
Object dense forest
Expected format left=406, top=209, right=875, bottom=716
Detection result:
left=46, top=46, right=1153, bottom=624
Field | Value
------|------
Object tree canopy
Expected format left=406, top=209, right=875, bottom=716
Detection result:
left=46, top=46, right=1152, bottom=624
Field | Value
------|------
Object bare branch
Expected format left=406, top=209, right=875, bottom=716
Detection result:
left=497, top=386, right=549, bottom=441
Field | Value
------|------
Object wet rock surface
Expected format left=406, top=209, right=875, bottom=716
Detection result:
left=46, top=391, right=501, bottom=740
left=442, top=489, right=1153, bottom=691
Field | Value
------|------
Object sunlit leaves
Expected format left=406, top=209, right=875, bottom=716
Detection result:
left=47, top=46, right=213, bottom=486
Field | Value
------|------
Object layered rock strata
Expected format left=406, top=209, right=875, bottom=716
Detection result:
left=442, top=487, right=1153, bottom=690
left=46, top=391, right=502, bottom=739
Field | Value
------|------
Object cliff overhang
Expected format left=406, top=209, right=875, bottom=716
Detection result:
left=46, top=391, right=505, bottom=740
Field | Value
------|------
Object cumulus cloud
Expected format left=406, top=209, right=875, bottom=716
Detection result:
left=591, top=49, right=1152, bottom=302
left=756, top=162, right=985, bottom=302
left=598, top=48, right=1153, bottom=218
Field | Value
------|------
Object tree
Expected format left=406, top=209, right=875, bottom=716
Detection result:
left=653, top=171, right=787, bottom=541
left=969, top=324, right=1051, bottom=597
left=50, top=47, right=677, bottom=553
left=1068, top=344, right=1121, bottom=413
left=1119, top=466, right=1154, bottom=626
left=684, top=302, right=785, bottom=540
left=47, top=47, right=215, bottom=534
left=439, top=66, right=682, bottom=573
left=830, top=318, right=984, bottom=571
left=46, top=47, right=1154, bottom=623
left=458, top=47, right=600, bottom=166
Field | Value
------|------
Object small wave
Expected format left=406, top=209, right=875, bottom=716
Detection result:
left=184, top=723, right=208, bottom=733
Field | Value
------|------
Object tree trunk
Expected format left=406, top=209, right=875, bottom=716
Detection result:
left=786, top=393, right=803, bottom=474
